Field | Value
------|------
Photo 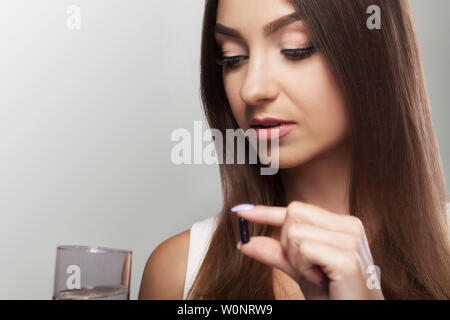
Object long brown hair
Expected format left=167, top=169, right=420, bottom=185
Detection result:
left=187, top=0, right=450, bottom=299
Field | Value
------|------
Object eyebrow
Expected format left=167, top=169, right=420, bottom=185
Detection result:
left=215, top=12, right=301, bottom=40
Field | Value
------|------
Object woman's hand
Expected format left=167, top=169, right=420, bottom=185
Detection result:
left=233, top=201, right=384, bottom=300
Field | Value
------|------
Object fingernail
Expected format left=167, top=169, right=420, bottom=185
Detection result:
left=238, top=217, right=250, bottom=244
left=309, top=279, right=323, bottom=287
left=231, top=204, right=254, bottom=212
left=236, top=241, right=242, bottom=250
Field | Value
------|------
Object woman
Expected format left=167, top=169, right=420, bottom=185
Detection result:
left=139, top=0, right=450, bottom=299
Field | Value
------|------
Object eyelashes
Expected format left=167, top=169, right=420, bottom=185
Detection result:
left=281, top=45, right=316, bottom=59
left=216, top=55, right=248, bottom=69
left=216, top=45, right=316, bottom=69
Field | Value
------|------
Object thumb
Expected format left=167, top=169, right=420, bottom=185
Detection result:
left=239, top=236, right=298, bottom=280
left=239, top=236, right=326, bottom=286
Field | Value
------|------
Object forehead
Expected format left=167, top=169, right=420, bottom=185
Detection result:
left=216, top=0, right=298, bottom=30
left=216, top=0, right=308, bottom=44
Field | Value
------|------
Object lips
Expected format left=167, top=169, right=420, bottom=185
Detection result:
left=249, top=117, right=296, bottom=140
left=250, top=117, right=296, bottom=128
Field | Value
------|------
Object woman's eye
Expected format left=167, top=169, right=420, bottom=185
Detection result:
left=216, top=45, right=316, bottom=69
left=216, top=55, right=248, bottom=69
left=281, top=45, right=316, bottom=60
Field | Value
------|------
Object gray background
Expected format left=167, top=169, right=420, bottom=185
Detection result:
left=0, top=0, right=448, bottom=300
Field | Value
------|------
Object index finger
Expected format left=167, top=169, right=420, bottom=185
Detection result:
left=232, top=204, right=286, bottom=227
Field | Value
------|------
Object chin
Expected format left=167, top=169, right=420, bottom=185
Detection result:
left=259, top=146, right=313, bottom=170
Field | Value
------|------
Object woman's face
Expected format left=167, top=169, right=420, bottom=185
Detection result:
left=215, top=0, right=350, bottom=168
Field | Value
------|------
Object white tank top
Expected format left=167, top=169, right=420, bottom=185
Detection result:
left=183, top=214, right=220, bottom=300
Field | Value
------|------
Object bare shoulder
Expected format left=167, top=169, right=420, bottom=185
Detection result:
left=138, top=229, right=190, bottom=300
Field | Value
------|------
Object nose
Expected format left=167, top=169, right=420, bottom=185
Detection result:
left=239, top=53, right=279, bottom=106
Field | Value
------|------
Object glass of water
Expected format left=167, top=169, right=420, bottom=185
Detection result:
left=53, top=245, right=132, bottom=300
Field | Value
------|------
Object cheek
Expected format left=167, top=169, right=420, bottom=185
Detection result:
left=223, top=74, right=246, bottom=128
left=287, top=55, right=349, bottom=143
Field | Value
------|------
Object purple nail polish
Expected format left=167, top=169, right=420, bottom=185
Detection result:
left=231, top=204, right=254, bottom=212
left=310, top=279, right=323, bottom=287
left=238, top=217, right=250, bottom=244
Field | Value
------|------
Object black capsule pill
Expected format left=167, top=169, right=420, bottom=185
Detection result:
left=238, top=217, right=250, bottom=244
